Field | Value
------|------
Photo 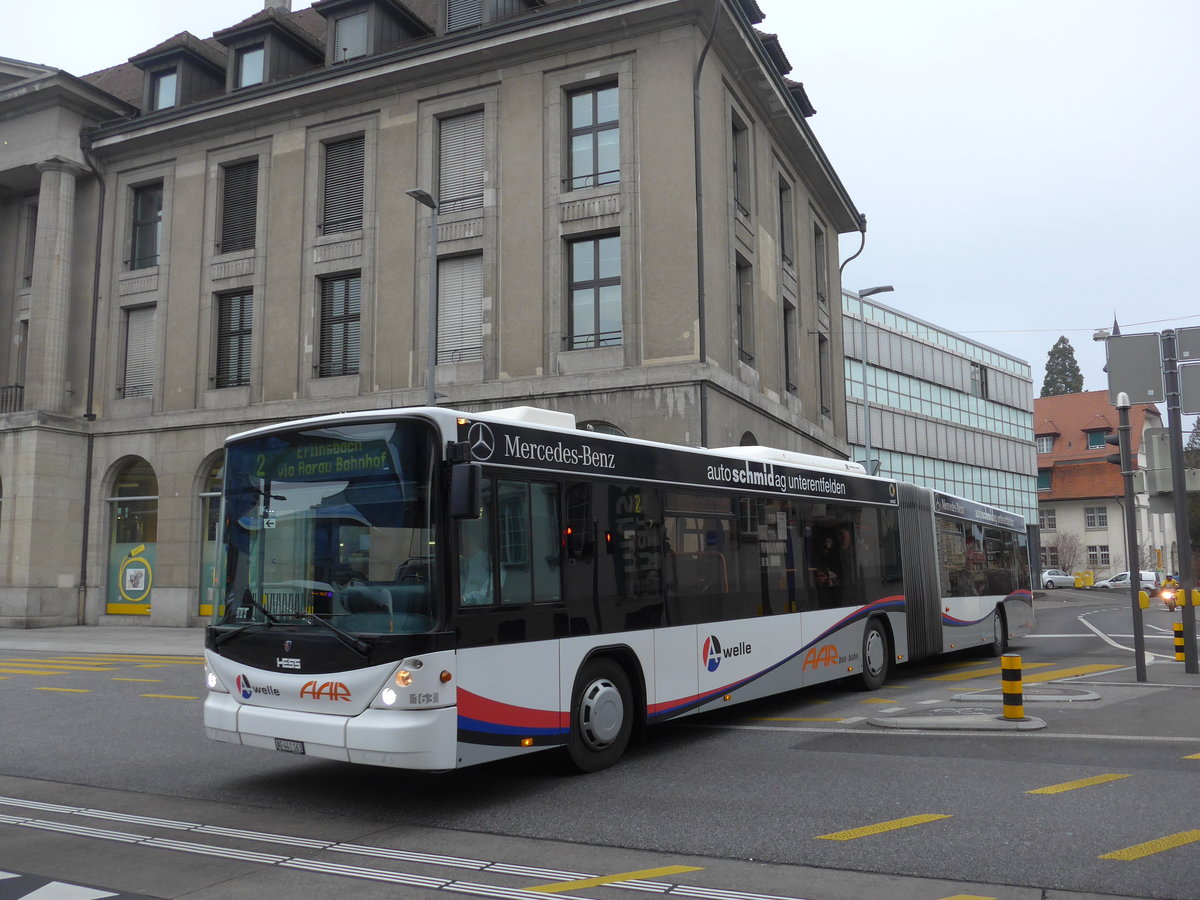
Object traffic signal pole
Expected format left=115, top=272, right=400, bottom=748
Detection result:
left=1161, top=330, right=1198, bottom=673
left=1113, top=393, right=1148, bottom=683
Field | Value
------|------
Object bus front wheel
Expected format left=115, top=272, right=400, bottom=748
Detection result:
left=566, top=657, right=633, bottom=773
left=856, top=619, right=890, bottom=691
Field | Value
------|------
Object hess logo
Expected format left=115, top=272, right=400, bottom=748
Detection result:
left=701, top=635, right=752, bottom=672
left=300, top=680, right=352, bottom=702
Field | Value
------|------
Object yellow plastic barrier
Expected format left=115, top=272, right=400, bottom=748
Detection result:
left=1074, top=571, right=1094, bottom=588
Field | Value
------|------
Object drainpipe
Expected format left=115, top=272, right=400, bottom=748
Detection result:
left=693, top=0, right=720, bottom=447
left=77, top=133, right=105, bottom=623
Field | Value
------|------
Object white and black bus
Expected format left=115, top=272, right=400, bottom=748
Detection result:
left=204, top=405, right=1033, bottom=772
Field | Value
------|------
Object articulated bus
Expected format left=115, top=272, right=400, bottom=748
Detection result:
left=204, top=405, right=1033, bottom=772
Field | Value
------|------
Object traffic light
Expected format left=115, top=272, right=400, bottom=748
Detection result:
left=1105, top=433, right=1122, bottom=466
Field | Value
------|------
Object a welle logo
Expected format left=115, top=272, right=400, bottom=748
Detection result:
left=701, top=634, right=752, bottom=672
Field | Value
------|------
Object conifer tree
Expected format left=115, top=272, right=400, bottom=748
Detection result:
left=1040, top=336, right=1084, bottom=397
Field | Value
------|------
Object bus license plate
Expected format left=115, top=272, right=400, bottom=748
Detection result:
left=274, top=738, right=305, bottom=755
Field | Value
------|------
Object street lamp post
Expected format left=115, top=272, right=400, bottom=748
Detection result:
left=407, top=188, right=439, bottom=407
left=855, top=285, right=894, bottom=475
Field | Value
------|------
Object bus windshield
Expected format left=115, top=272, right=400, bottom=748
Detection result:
left=215, top=420, right=439, bottom=636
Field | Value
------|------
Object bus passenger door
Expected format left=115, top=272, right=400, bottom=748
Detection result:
left=563, top=482, right=598, bottom=635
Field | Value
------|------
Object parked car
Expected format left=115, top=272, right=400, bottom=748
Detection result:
left=1092, top=571, right=1158, bottom=592
left=1041, top=568, right=1076, bottom=589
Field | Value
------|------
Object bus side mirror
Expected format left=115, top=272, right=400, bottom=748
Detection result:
left=450, top=463, right=482, bottom=519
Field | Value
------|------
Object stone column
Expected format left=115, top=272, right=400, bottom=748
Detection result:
left=26, top=156, right=88, bottom=413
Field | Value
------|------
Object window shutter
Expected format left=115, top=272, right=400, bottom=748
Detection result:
left=322, top=135, right=364, bottom=234
left=438, top=111, right=485, bottom=213
left=219, top=160, right=258, bottom=253
left=447, top=0, right=483, bottom=31
left=216, top=291, right=253, bottom=388
left=123, top=306, right=156, bottom=398
left=319, top=274, right=361, bottom=377
left=334, top=13, right=368, bottom=62
left=438, top=255, right=483, bottom=363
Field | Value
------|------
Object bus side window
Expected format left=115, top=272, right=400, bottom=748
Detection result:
left=459, top=481, right=495, bottom=606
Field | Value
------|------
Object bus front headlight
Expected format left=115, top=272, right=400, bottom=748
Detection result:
left=205, top=662, right=229, bottom=693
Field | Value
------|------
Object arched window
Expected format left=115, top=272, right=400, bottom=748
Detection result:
left=198, top=456, right=224, bottom=617
left=106, top=458, right=158, bottom=615
left=740, top=431, right=758, bottom=446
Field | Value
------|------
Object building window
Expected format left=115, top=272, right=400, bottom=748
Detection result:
left=1087, top=545, right=1110, bottom=568
left=151, top=69, right=177, bottom=110
left=438, top=110, right=485, bottom=212
left=236, top=45, right=264, bottom=88
left=122, top=306, right=156, bottom=399
left=818, top=332, right=832, bottom=416
left=447, top=0, right=483, bottom=31
left=567, top=84, right=619, bottom=190
left=439, top=254, right=484, bottom=363
left=1039, top=507, right=1056, bottom=531
left=778, top=176, right=794, bottom=266
left=783, top=299, right=797, bottom=393
left=21, top=201, right=37, bottom=287
left=129, top=183, right=163, bottom=270
left=567, top=235, right=621, bottom=349
left=1044, top=546, right=1059, bottom=568
left=970, top=362, right=990, bottom=400
left=1084, top=506, right=1108, bottom=529
left=736, top=257, right=754, bottom=364
left=218, top=159, right=258, bottom=253
left=321, top=135, right=364, bottom=234
left=318, top=274, right=361, bottom=377
left=731, top=112, right=750, bottom=215
left=1037, top=469, right=1051, bottom=491
left=215, top=290, right=253, bottom=388
left=333, top=13, right=368, bottom=62
left=1036, top=435, right=1054, bottom=454
left=813, top=221, right=827, bottom=304
left=1087, top=431, right=1107, bottom=450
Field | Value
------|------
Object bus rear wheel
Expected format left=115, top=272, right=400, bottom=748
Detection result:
left=856, top=619, right=890, bottom=691
left=565, top=657, right=633, bottom=773
left=986, top=608, right=1007, bottom=657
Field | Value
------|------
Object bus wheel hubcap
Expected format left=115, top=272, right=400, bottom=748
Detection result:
left=864, top=630, right=884, bottom=675
left=579, top=679, right=623, bottom=748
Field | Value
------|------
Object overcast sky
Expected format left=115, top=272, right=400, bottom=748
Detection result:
left=11, top=0, right=1200, bottom=409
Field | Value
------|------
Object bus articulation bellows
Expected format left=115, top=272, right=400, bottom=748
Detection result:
left=204, top=405, right=1033, bottom=772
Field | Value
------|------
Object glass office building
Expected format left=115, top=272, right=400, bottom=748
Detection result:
left=842, top=291, right=1037, bottom=521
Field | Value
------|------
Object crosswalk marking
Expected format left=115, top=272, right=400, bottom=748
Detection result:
left=1027, top=774, right=1131, bottom=794
left=817, top=814, right=951, bottom=841
left=1101, top=830, right=1200, bottom=861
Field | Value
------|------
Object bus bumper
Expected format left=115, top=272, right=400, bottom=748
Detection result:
left=204, top=693, right=459, bottom=771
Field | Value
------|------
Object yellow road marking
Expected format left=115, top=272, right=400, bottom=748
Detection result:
left=1184, top=752, right=1200, bottom=760
left=1022, top=664, right=1122, bottom=683
left=112, top=678, right=162, bottom=683
left=35, top=687, right=90, bottom=693
left=45, top=655, right=202, bottom=664
left=0, top=661, right=117, bottom=671
left=526, top=865, right=703, bottom=893
left=1101, top=830, right=1200, bottom=860
left=860, top=698, right=897, bottom=703
left=1027, top=773, right=1131, bottom=794
left=0, top=668, right=71, bottom=676
left=141, top=694, right=199, bottom=700
left=937, top=895, right=996, bottom=900
left=817, top=814, right=951, bottom=841
left=929, top=663, right=1053, bottom=682
left=751, top=717, right=843, bottom=722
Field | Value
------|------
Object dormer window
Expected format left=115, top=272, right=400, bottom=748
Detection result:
left=333, top=12, right=368, bottom=61
left=151, top=69, right=178, bottom=110
left=236, top=45, right=265, bottom=87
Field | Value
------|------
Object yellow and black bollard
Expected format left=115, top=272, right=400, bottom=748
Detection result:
left=1001, top=652, right=1025, bottom=720
left=1175, top=622, right=1186, bottom=662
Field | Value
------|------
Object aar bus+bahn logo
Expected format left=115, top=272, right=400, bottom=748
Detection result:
left=701, top=635, right=752, bottom=673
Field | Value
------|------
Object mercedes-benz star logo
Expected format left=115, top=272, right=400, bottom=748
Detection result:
left=467, top=423, right=496, bottom=461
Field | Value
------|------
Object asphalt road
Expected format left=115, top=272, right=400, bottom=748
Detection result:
left=1, top=591, right=1198, bottom=900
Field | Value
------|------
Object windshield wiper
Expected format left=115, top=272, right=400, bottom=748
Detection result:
left=292, top=613, right=373, bottom=658
left=213, top=594, right=281, bottom=647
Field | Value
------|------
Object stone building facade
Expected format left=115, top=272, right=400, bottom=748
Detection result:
left=0, top=0, right=864, bottom=627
